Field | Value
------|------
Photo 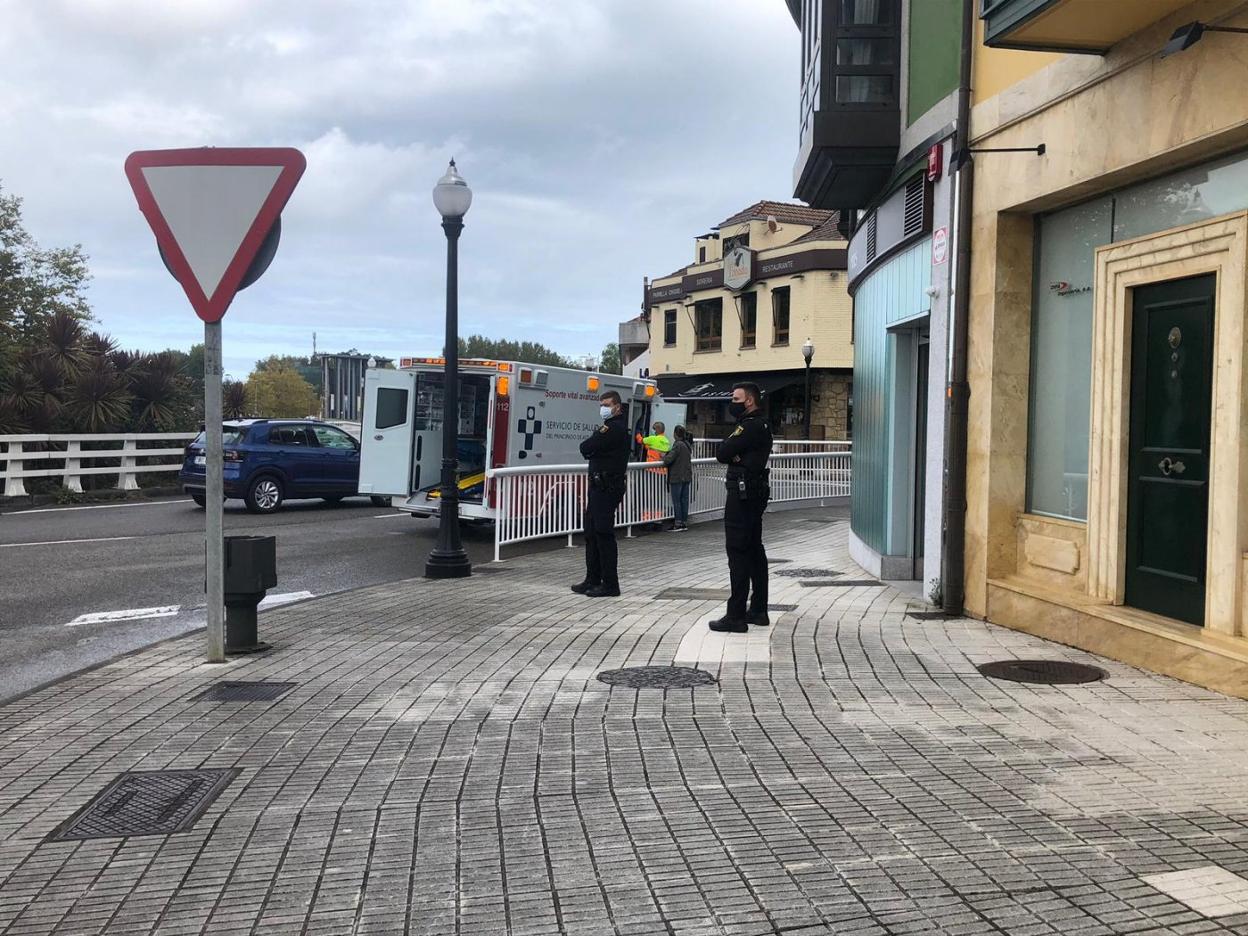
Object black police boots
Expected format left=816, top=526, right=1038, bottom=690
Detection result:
left=748, top=611, right=770, bottom=627
left=585, top=584, right=621, bottom=598
left=570, top=580, right=599, bottom=594
left=708, top=616, right=748, bottom=633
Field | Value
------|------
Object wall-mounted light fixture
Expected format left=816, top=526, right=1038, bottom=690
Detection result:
left=1162, top=20, right=1248, bottom=57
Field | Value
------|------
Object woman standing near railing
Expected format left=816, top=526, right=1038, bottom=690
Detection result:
left=662, top=426, right=693, bottom=531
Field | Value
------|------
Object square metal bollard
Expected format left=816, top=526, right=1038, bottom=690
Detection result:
left=222, top=535, right=277, bottom=654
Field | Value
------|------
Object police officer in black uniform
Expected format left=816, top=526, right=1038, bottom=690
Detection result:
left=710, top=381, right=773, bottom=632
left=572, top=390, right=631, bottom=598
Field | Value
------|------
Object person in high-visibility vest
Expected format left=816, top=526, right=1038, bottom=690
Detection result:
left=636, top=422, right=671, bottom=464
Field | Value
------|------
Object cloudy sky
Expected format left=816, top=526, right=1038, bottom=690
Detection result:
left=0, top=0, right=800, bottom=377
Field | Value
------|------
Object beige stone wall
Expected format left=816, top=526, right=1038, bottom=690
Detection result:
left=965, top=1, right=1248, bottom=618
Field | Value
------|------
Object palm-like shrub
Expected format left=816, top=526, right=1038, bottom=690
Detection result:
left=63, top=356, right=131, bottom=432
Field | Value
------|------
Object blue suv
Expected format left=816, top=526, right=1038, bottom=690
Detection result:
left=180, top=419, right=385, bottom=514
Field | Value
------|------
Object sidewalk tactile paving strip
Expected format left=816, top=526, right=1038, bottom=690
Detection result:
left=46, top=768, right=240, bottom=842
left=978, top=659, right=1107, bottom=684
left=799, top=578, right=884, bottom=587
left=195, top=680, right=296, bottom=702
left=654, top=587, right=731, bottom=600
left=596, top=665, right=717, bottom=688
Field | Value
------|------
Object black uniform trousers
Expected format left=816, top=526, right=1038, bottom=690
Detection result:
left=724, top=493, right=768, bottom=620
left=584, top=485, right=625, bottom=589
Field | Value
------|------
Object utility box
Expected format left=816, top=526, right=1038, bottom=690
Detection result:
left=222, top=535, right=277, bottom=654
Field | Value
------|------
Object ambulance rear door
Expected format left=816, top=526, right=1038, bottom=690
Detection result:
left=359, top=368, right=417, bottom=496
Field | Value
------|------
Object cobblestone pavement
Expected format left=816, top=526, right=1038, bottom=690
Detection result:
left=4, top=509, right=1248, bottom=935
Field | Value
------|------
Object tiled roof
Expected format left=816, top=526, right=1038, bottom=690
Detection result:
left=717, top=200, right=834, bottom=230
left=790, top=212, right=845, bottom=245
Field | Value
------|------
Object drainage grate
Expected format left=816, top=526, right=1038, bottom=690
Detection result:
left=597, top=666, right=718, bottom=689
left=775, top=568, right=842, bottom=578
left=768, top=558, right=793, bottom=564
left=800, top=579, right=884, bottom=587
left=47, top=768, right=240, bottom=841
left=769, top=604, right=798, bottom=612
left=978, top=660, right=1107, bottom=685
left=655, top=588, right=731, bottom=600
left=907, top=611, right=954, bottom=621
left=196, top=681, right=296, bottom=702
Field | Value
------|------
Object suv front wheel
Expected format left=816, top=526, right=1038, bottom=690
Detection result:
left=245, top=475, right=284, bottom=514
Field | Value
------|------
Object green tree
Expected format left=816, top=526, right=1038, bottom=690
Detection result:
left=0, top=184, right=93, bottom=377
left=455, top=334, right=571, bottom=367
left=254, top=353, right=322, bottom=394
left=598, top=342, right=622, bottom=375
left=245, top=365, right=318, bottom=418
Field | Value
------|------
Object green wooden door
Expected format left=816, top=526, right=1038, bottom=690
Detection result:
left=1125, top=274, right=1215, bottom=626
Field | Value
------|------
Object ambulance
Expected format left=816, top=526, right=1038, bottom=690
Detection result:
left=358, top=358, right=686, bottom=519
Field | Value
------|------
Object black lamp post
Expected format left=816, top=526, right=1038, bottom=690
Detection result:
left=425, top=160, right=473, bottom=579
left=801, top=337, right=814, bottom=441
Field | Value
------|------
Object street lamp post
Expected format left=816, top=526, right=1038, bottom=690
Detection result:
left=801, top=338, right=815, bottom=441
left=425, top=160, right=473, bottom=579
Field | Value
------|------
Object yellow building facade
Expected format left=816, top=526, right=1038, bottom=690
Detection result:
left=966, top=0, right=1248, bottom=696
left=644, top=202, right=854, bottom=439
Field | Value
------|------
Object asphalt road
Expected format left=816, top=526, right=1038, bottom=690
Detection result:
left=0, top=495, right=558, bottom=702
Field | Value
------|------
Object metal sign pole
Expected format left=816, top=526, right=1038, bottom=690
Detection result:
left=204, top=320, right=225, bottom=662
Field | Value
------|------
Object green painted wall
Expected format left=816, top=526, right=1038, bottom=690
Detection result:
left=906, top=0, right=961, bottom=126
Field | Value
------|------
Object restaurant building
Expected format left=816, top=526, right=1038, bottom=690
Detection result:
left=641, top=201, right=853, bottom=441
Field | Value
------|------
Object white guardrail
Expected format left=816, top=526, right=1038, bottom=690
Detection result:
left=691, top=438, right=851, bottom=459
left=0, top=433, right=198, bottom=497
left=488, top=450, right=851, bottom=561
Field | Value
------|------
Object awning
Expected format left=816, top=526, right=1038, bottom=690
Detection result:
left=657, top=371, right=802, bottom=403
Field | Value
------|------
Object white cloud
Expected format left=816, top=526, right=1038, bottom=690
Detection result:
left=1, top=0, right=800, bottom=377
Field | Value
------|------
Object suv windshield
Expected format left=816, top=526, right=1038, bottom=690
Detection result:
left=192, top=426, right=248, bottom=445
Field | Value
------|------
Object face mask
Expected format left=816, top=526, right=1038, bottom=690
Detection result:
left=600, top=405, right=614, bottom=420
left=728, top=401, right=747, bottom=419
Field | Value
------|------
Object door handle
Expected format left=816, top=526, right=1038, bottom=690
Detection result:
left=1158, top=457, right=1186, bottom=476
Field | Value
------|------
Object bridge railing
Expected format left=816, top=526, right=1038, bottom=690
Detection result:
left=691, top=438, right=851, bottom=459
left=0, top=433, right=198, bottom=497
left=488, top=451, right=851, bottom=561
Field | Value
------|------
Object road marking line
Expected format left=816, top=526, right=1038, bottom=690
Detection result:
left=67, top=605, right=181, bottom=627
left=1, top=536, right=137, bottom=549
left=259, top=591, right=314, bottom=608
left=4, top=500, right=192, bottom=515
left=372, top=513, right=406, bottom=519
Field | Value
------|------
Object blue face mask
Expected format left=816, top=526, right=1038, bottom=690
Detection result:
left=600, top=405, right=614, bottom=420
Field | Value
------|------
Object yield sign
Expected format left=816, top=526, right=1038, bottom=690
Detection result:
left=125, top=147, right=306, bottom=322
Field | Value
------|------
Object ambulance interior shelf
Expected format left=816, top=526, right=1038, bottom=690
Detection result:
left=414, top=372, right=491, bottom=503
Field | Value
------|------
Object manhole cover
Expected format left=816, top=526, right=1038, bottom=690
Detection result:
left=47, top=768, right=241, bottom=841
left=597, top=666, right=718, bottom=689
left=775, top=568, right=842, bottom=578
left=654, top=588, right=731, bottom=600
left=977, top=660, right=1107, bottom=685
left=196, top=681, right=296, bottom=702
left=800, top=579, right=884, bottom=587
left=907, top=611, right=953, bottom=620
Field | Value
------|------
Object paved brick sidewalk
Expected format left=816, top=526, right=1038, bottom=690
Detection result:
left=4, top=509, right=1248, bottom=936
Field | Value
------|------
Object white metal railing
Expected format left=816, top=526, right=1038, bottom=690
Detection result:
left=692, top=437, right=851, bottom=459
left=0, top=433, right=197, bottom=496
left=488, top=451, right=850, bottom=560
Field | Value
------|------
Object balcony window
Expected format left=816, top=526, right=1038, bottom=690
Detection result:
left=772, top=287, right=791, bottom=346
left=740, top=293, right=757, bottom=349
left=839, top=0, right=892, bottom=24
left=836, top=37, right=895, bottom=65
left=664, top=309, right=677, bottom=347
left=695, top=299, right=722, bottom=352
left=836, top=75, right=893, bottom=104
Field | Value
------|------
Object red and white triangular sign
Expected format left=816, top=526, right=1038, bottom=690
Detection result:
left=125, top=147, right=306, bottom=322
